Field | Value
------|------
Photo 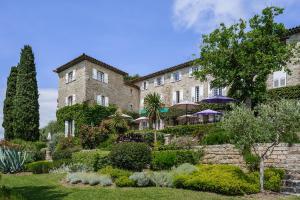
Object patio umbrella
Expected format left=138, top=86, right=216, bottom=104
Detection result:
left=134, top=116, right=149, bottom=123
left=171, top=101, right=199, bottom=124
left=194, top=109, right=222, bottom=123
left=109, top=113, right=132, bottom=119
left=201, top=95, right=236, bottom=104
left=177, top=114, right=197, bottom=120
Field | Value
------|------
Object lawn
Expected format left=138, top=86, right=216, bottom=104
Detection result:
left=0, top=174, right=298, bottom=200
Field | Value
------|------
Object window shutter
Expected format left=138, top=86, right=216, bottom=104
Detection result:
left=146, top=81, right=149, bottom=89
left=199, top=85, right=204, bottom=97
left=65, top=73, right=68, bottom=83
left=180, top=90, right=184, bottom=102
left=179, top=71, right=182, bottom=80
left=189, top=68, right=193, bottom=77
left=92, top=68, right=97, bottom=79
left=65, top=97, right=68, bottom=106
left=161, top=76, right=165, bottom=85
left=172, top=91, right=176, bottom=105
left=72, top=70, right=76, bottom=81
left=72, top=120, right=75, bottom=137
left=105, top=97, right=109, bottom=107
left=208, top=82, right=212, bottom=97
left=171, top=74, right=175, bottom=83
left=104, top=73, right=108, bottom=83
left=191, top=87, right=195, bottom=102
left=154, top=78, right=157, bottom=87
left=140, top=98, right=144, bottom=108
left=222, top=87, right=226, bottom=96
left=140, top=84, right=144, bottom=91
left=64, top=121, right=69, bottom=137
left=73, top=94, right=76, bottom=104
left=96, top=95, right=101, bottom=105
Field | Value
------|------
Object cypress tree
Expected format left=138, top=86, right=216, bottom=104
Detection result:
left=2, top=66, right=18, bottom=140
left=13, top=45, right=40, bottom=141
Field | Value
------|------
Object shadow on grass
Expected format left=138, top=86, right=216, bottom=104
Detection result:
left=13, top=185, right=69, bottom=200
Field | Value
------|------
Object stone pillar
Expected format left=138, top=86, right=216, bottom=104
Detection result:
left=164, top=134, right=171, bottom=145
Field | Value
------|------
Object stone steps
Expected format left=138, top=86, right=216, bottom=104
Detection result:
left=281, top=173, right=300, bottom=196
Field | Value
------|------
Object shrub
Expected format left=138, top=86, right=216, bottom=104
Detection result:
left=109, top=142, right=151, bottom=171
left=55, top=137, right=81, bottom=151
left=264, top=168, right=285, bottom=192
left=148, top=172, right=173, bottom=187
left=267, top=84, right=300, bottom=100
left=72, top=150, right=110, bottom=171
left=119, top=130, right=164, bottom=146
left=66, top=172, right=112, bottom=186
left=79, top=125, right=108, bottom=149
left=51, top=162, right=92, bottom=174
left=52, top=147, right=81, bottom=160
left=243, top=152, right=260, bottom=172
left=115, top=176, right=136, bottom=187
left=172, top=163, right=198, bottom=175
left=97, top=134, right=117, bottom=150
left=99, top=166, right=132, bottom=180
left=26, top=161, right=54, bottom=174
left=169, top=136, right=198, bottom=149
left=129, top=172, right=151, bottom=187
left=173, top=164, right=259, bottom=195
left=0, top=147, right=28, bottom=173
left=151, top=150, right=202, bottom=170
left=201, top=131, right=232, bottom=145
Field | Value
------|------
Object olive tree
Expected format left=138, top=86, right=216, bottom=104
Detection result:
left=223, top=100, right=300, bottom=192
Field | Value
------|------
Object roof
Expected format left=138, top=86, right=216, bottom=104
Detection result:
left=287, top=26, right=300, bottom=36
left=131, top=60, right=195, bottom=83
left=53, top=54, right=128, bottom=76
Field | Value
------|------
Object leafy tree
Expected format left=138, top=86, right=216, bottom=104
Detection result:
left=124, top=74, right=140, bottom=82
left=39, top=120, right=62, bottom=141
left=144, top=92, right=163, bottom=144
left=194, top=7, right=300, bottom=107
left=13, top=45, right=40, bottom=141
left=222, top=100, right=300, bottom=192
left=2, top=66, right=18, bottom=140
left=109, top=111, right=129, bottom=135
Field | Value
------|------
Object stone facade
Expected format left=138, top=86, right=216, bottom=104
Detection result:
left=200, top=144, right=300, bottom=172
left=266, top=32, right=300, bottom=89
left=56, top=58, right=139, bottom=112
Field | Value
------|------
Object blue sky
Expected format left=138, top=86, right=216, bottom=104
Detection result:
left=0, top=0, right=299, bottom=138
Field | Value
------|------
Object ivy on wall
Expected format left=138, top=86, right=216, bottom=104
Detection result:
left=56, top=103, right=117, bottom=136
left=267, top=84, right=300, bottom=100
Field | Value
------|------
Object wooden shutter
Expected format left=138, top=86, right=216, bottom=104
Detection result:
left=146, top=81, right=149, bottom=89
left=72, top=94, right=76, bottom=104
left=161, top=76, right=165, bottom=85
left=105, top=97, right=109, bottom=107
left=104, top=73, right=108, bottom=83
left=64, top=121, right=69, bottom=137
left=154, top=78, right=157, bottom=87
left=72, top=69, right=76, bottom=81
left=92, top=68, right=97, bottom=79
left=65, top=97, right=68, bottom=106
left=199, top=85, right=204, bottom=97
left=65, top=73, right=68, bottom=83
left=172, top=91, right=176, bottom=105
left=189, top=68, right=193, bottom=77
left=96, top=95, right=101, bottom=105
left=170, top=74, right=175, bottom=83
left=179, top=71, right=182, bottom=80
left=180, top=90, right=184, bottom=102
left=72, top=120, right=75, bottom=137
left=191, top=87, right=195, bottom=102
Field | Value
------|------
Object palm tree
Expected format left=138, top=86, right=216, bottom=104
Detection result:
left=144, top=92, right=163, bottom=144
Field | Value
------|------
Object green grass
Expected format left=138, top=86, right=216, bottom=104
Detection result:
left=0, top=174, right=298, bottom=200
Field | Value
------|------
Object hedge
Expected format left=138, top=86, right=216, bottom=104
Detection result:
left=56, top=104, right=116, bottom=135
left=267, top=84, right=300, bottom=100
left=26, top=161, right=54, bottom=174
left=72, top=150, right=110, bottom=171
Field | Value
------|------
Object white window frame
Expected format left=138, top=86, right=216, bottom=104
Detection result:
left=273, top=70, right=286, bottom=88
left=93, top=68, right=108, bottom=83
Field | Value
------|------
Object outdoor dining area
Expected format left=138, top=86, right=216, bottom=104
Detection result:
left=133, top=95, right=236, bottom=130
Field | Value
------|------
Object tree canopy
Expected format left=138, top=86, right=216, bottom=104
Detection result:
left=194, top=7, right=300, bottom=107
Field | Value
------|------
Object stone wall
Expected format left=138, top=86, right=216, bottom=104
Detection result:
left=199, top=143, right=300, bottom=172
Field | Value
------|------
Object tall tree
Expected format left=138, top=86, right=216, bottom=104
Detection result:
left=144, top=92, right=162, bottom=144
left=194, top=7, right=300, bottom=107
left=2, top=66, right=18, bottom=140
left=13, top=45, right=40, bottom=141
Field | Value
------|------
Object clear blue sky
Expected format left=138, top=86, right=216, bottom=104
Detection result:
left=0, top=0, right=299, bottom=138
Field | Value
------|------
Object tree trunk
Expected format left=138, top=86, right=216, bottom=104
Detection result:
left=259, top=157, right=265, bottom=192
left=154, top=120, right=157, bottom=145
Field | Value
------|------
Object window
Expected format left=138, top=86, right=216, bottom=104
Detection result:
left=142, top=121, right=148, bottom=129
left=67, top=71, right=73, bottom=83
left=142, top=81, right=148, bottom=90
left=173, top=72, right=181, bottom=82
left=156, top=77, right=162, bottom=86
left=273, top=70, right=286, bottom=88
left=67, top=95, right=73, bottom=106
left=129, top=104, right=133, bottom=111
left=176, top=91, right=180, bottom=103
left=97, top=95, right=108, bottom=107
left=97, top=71, right=104, bottom=82
left=93, top=68, right=108, bottom=83
left=189, top=66, right=199, bottom=77
left=65, top=120, right=75, bottom=137
left=213, top=88, right=223, bottom=96
left=195, top=86, right=200, bottom=102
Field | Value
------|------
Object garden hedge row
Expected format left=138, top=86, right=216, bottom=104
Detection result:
left=72, top=150, right=110, bottom=171
left=267, top=84, right=300, bottom=100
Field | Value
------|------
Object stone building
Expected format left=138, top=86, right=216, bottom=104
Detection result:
left=54, top=26, right=300, bottom=135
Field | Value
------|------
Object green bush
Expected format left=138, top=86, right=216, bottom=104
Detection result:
left=264, top=168, right=285, bottom=192
left=72, top=150, right=110, bottom=171
left=173, top=164, right=259, bottom=195
left=52, top=147, right=81, bottom=160
left=26, top=161, right=54, bottom=174
left=109, top=142, right=151, bottom=171
left=267, top=84, right=300, bottom=100
left=201, top=131, right=232, bottom=145
left=99, top=166, right=132, bottom=180
left=243, top=152, right=260, bottom=172
left=115, top=176, right=136, bottom=187
left=151, top=150, right=202, bottom=170
left=79, top=125, right=108, bottom=149
left=123, top=130, right=165, bottom=146
left=52, top=137, right=81, bottom=160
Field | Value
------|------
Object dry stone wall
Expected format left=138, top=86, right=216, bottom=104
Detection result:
left=197, top=143, right=300, bottom=172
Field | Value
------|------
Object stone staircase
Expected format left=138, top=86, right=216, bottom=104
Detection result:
left=281, top=150, right=300, bottom=196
